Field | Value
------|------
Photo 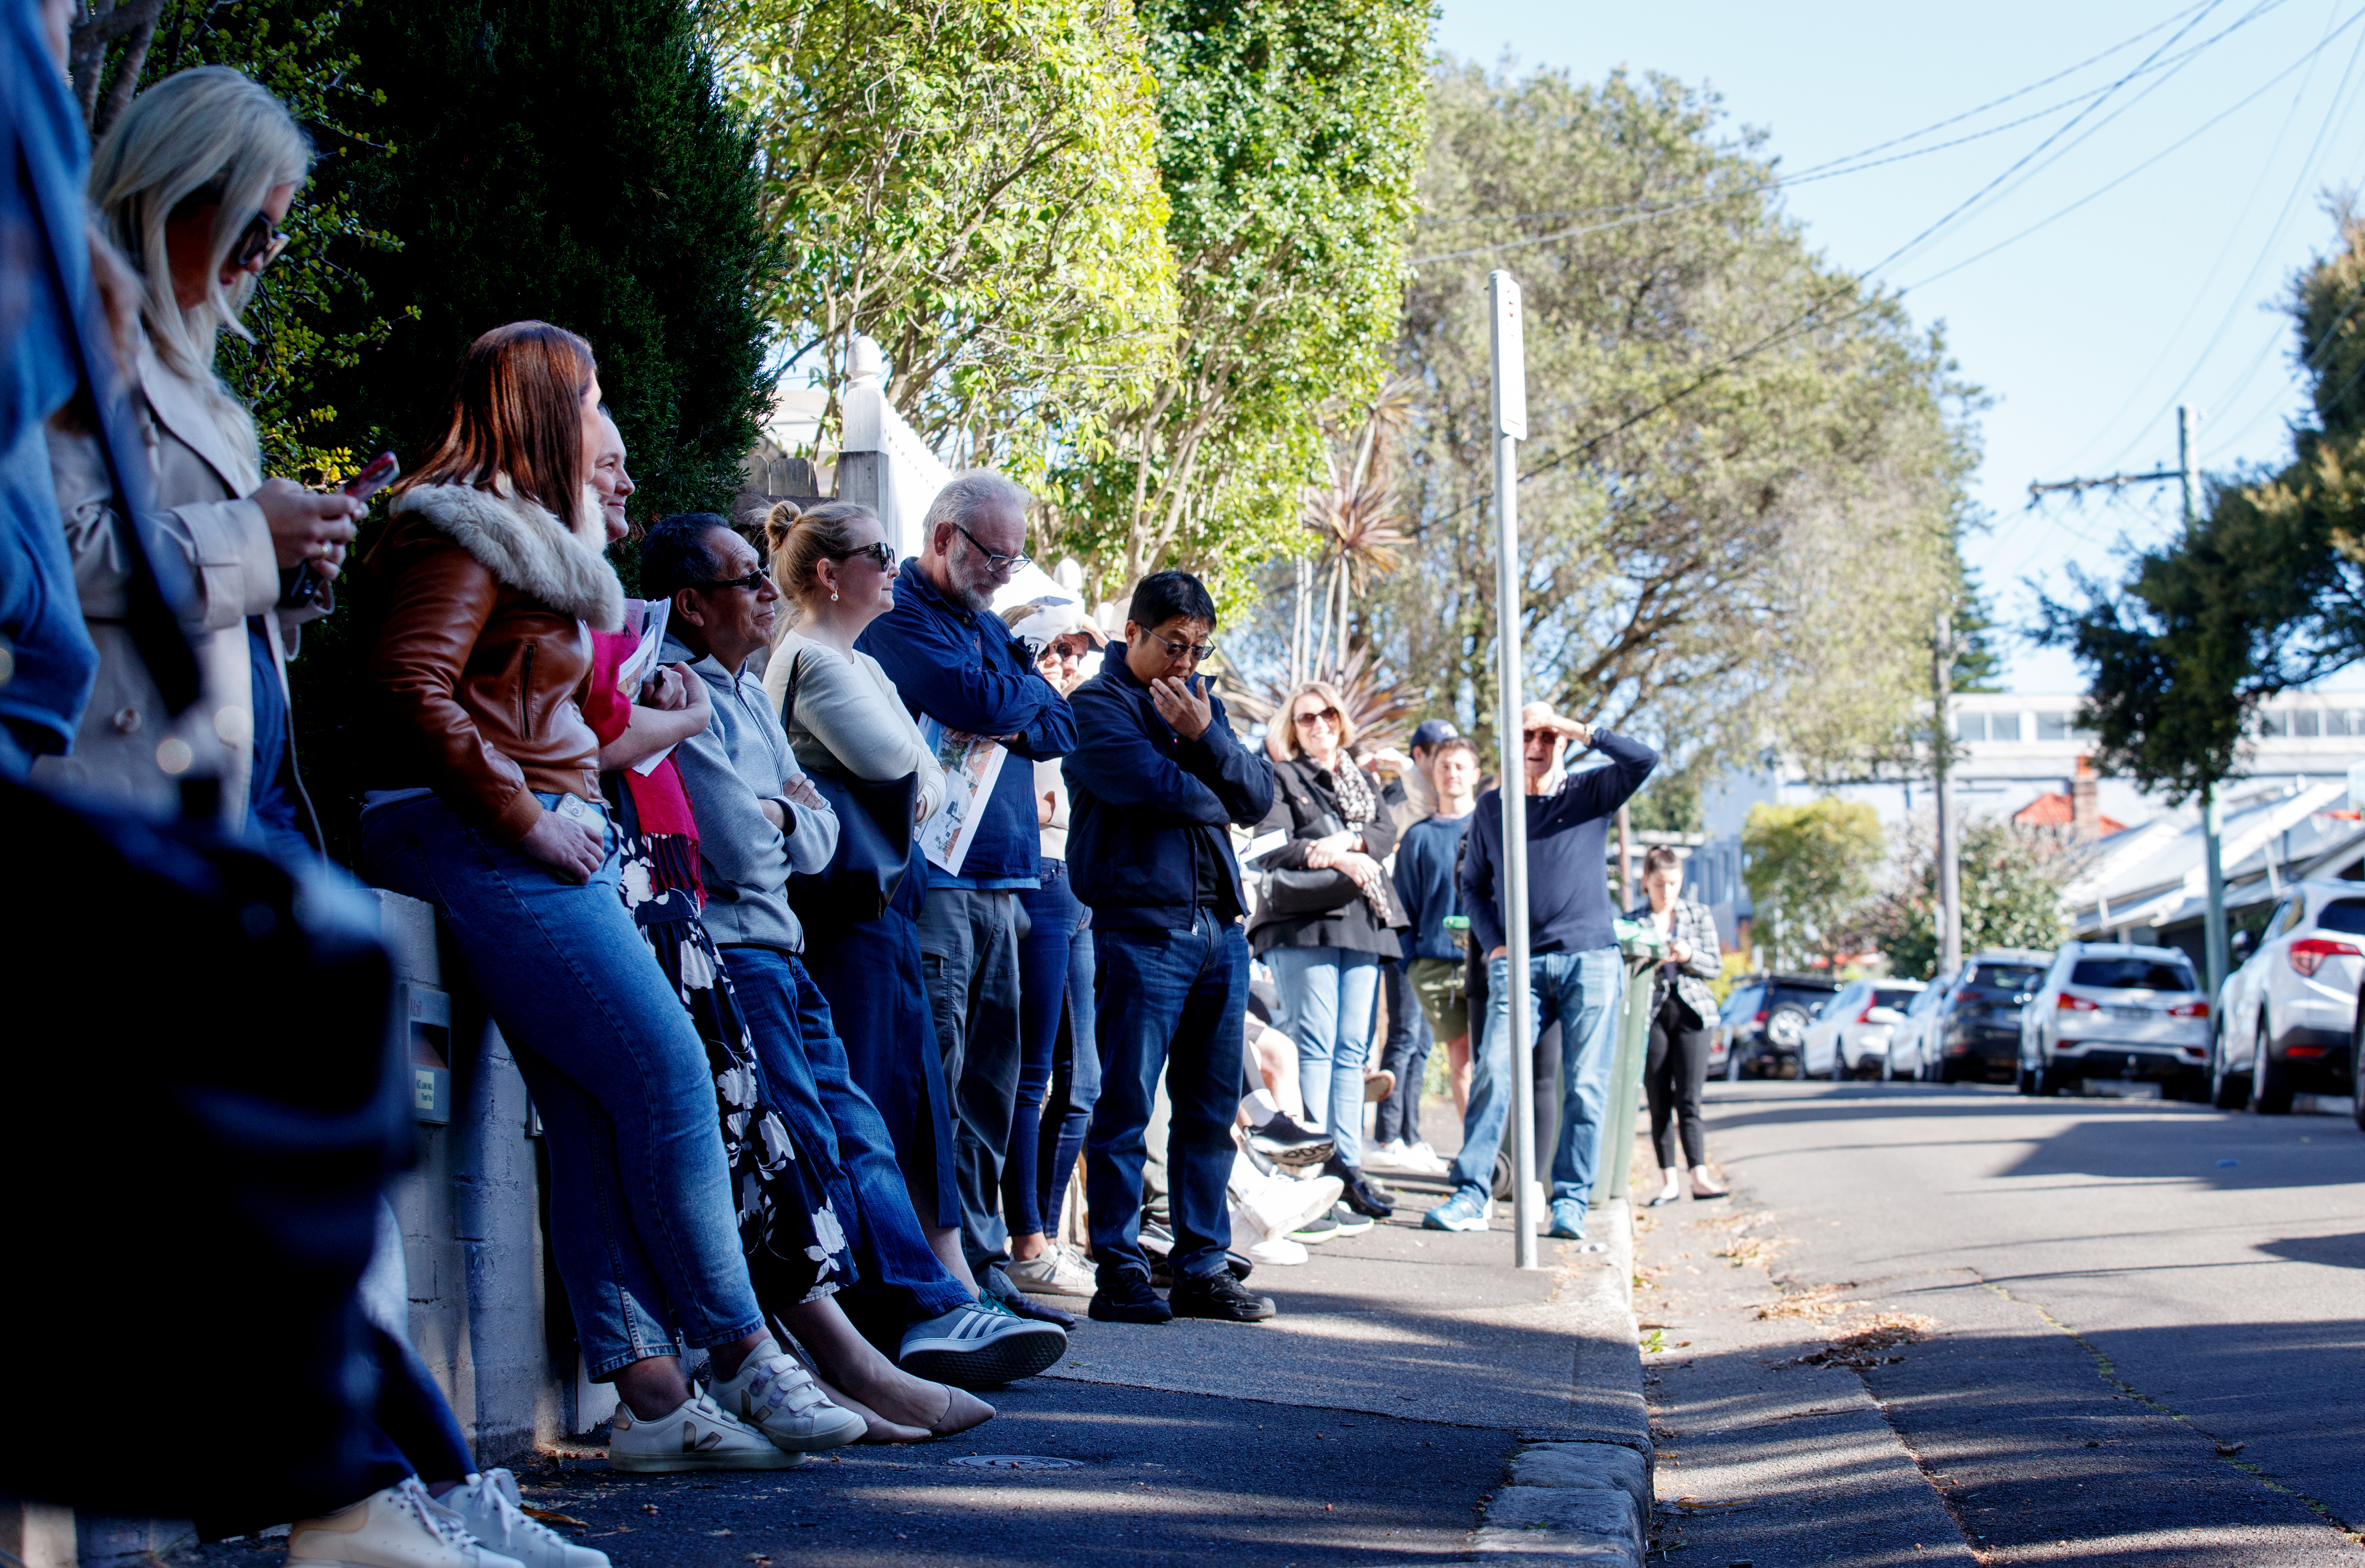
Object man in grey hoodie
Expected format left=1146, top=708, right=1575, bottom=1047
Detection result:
left=644, top=513, right=1065, bottom=1390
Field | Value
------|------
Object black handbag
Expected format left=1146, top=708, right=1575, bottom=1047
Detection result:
left=777, top=645, right=919, bottom=924
left=1257, top=764, right=1374, bottom=920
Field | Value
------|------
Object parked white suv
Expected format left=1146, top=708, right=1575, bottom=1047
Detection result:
left=2018, top=943, right=2210, bottom=1098
left=1801, top=979, right=1926, bottom=1080
left=2210, top=878, right=2365, bottom=1113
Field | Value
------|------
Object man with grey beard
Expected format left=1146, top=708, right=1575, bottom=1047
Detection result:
left=858, top=472, right=1077, bottom=1313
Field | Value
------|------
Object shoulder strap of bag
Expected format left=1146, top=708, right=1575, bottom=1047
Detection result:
left=777, top=643, right=805, bottom=729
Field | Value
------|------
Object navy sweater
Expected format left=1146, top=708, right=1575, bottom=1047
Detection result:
left=857, top=557, right=1076, bottom=885
left=1459, top=732, right=1657, bottom=958
left=1393, top=811, right=1473, bottom=963
left=1062, top=647, right=1274, bottom=932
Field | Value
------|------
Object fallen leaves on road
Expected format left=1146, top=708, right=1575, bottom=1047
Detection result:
left=1756, top=1283, right=1865, bottom=1321
left=517, top=1507, right=589, bottom=1528
left=1789, top=1314, right=1939, bottom=1368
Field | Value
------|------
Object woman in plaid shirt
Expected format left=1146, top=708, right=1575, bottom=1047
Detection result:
left=1631, top=845, right=1730, bottom=1204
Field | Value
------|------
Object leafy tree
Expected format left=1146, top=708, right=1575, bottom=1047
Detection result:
left=702, top=0, right=1179, bottom=490
left=1742, top=797, right=1884, bottom=972
left=1867, top=818, right=2064, bottom=980
left=1947, top=544, right=2005, bottom=694
left=1381, top=63, right=1977, bottom=771
left=317, top=0, right=777, bottom=525
left=1059, top=0, right=1429, bottom=606
left=72, top=0, right=406, bottom=484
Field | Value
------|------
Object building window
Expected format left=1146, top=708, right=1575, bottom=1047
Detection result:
left=1989, top=712, right=2022, bottom=742
left=2332, top=710, right=2360, bottom=738
left=2293, top=708, right=2322, bottom=738
left=1956, top=711, right=1986, bottom=742
left=2259, top=710, right=2289, bottom=738
left=2037, top=712, right=2074, bottom=742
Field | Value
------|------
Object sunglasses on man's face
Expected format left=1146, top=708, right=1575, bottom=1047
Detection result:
left=230, top=210, right=290, bottom=275
left=701, top=566, right=772, bottom=593
left=1147, top=631, right=1216, bottom=662
left=1522, top=728, right=1560, bottom=744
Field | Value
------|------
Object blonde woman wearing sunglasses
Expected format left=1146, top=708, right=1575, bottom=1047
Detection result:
left=36, top=67, right=362, bottom=840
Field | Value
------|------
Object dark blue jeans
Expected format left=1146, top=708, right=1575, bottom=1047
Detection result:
left=361, top=792, right=762, bottom=1377
left=1086, top=912, right=1249, bottom=1285
left=1373, top=954, right=1433, bottom=1147
left=718, top=945, right=972, bottom=1336
left=1008, top=862, right=1101, bottom=1236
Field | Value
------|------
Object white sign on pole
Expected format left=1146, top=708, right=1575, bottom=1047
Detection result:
left=1491, top=276, right=1528, bottom=439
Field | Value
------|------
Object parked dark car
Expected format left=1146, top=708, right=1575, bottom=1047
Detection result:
left=1928, top=948, right=2053, bottom=1084
left=1713, top=973, right=1845, bottom=1079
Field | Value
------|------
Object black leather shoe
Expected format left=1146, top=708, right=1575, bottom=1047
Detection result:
left=1088, top=1273, right=1172, bottom=1324
left=1151, top=1250, right=1255, bottom=1289
left=1329, top=1158, right=1396, bottom=1219
left=1169, top=1271, right=1277, bottom=1322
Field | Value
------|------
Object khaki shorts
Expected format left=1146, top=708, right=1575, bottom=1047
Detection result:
left=1408, top=956, right=1469, bottom=1043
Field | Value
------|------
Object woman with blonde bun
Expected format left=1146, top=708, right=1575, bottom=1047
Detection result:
left=761, top=501, right=965, bottom=1285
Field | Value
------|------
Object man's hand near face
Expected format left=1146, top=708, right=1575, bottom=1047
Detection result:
left=1149, top=674, right=1212, bottom=741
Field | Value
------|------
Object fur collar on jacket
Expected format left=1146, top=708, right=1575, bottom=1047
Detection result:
left=389, top=479, right=623, bottom=631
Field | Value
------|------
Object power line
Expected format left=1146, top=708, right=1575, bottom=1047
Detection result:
left=2091, top=0, right=2365, bottom=471
left=1891, top=4, right=2365, bottom=296
left=1415, top=0, right=2226, bottom=230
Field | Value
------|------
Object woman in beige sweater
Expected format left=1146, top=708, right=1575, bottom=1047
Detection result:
left=762, top=501, right=963, bottom=1284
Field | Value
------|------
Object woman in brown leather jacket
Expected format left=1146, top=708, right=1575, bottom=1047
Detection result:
left=356, top=320, right=834, bottom=1471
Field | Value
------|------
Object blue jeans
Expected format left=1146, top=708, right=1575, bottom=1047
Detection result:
left=718, top=945, right=972, bottom=1333
left=1449, top=948, right=1625, bottom=1214
left=360, top=792, right=762, bottom=1377
left=1086, top=913, right=1249, bottom=1284
left=1265, top=945, right=1381, bottom=1166
left=1009, top=862, right=1100, bottom=1236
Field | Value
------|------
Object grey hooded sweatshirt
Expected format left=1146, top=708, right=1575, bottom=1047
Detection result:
left=665, top=634, right=839, bottom=953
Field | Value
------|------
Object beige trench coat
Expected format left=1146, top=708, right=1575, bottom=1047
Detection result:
left=31, top=335, right=319, bottom=828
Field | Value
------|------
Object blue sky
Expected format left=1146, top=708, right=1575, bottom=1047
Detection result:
left=1431, top=0, right=2365, bottom=691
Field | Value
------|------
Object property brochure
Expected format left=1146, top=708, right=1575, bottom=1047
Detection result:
left=918, top=718, right=1008, bottom=877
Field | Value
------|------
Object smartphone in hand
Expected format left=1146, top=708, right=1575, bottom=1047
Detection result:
left=286, top=452, right=400, bottom=607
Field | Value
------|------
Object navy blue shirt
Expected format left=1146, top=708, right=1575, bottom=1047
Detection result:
left=1394, top=810, right=1473, bottom=963
left=245, top=617, right=311, bottom=861
left=1062, top=645, right=1274, bottom=932
left=857, top=557, right=1076, bottom=887
left=1460, top=733, right=1656, bottom=958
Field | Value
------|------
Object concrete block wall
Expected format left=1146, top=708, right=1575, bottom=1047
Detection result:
left=370, top=890, right=619, bottom=1462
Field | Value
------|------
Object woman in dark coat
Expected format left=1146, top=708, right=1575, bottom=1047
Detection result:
left=1247, top=679, right=1406, bottom=1220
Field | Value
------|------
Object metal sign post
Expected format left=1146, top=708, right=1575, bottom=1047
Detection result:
left=1489, top=270, right=1538, bottom=1270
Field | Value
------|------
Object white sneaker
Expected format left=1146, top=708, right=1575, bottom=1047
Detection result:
left=432, top=1472, right=608, bottom=1568
left=607, top=1391, right=802, bottom=1472
left=1401, top=1142, right=1451, bottom=1177
left=1229, top=1155, right=1343, bottom=1238
left=1364, top=1139, right=1411, bottom=1172
left=1243, top=1233, right=1310, bottom=1265
left=1005, top=1244, right=1097, bottom=1298
left=706, top=1338, right=865, bottom=1452
left=289, top=1478, right=525, bottom=1568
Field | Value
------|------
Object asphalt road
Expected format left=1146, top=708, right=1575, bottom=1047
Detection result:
left=1638, top=1079, right=2365, bottom=1568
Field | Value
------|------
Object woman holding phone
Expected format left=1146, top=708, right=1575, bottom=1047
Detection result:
left=37, top=67, right=363, bottom=848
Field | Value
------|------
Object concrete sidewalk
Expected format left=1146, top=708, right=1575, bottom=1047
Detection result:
left=170, top=1112, right=1648, bottom=1568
